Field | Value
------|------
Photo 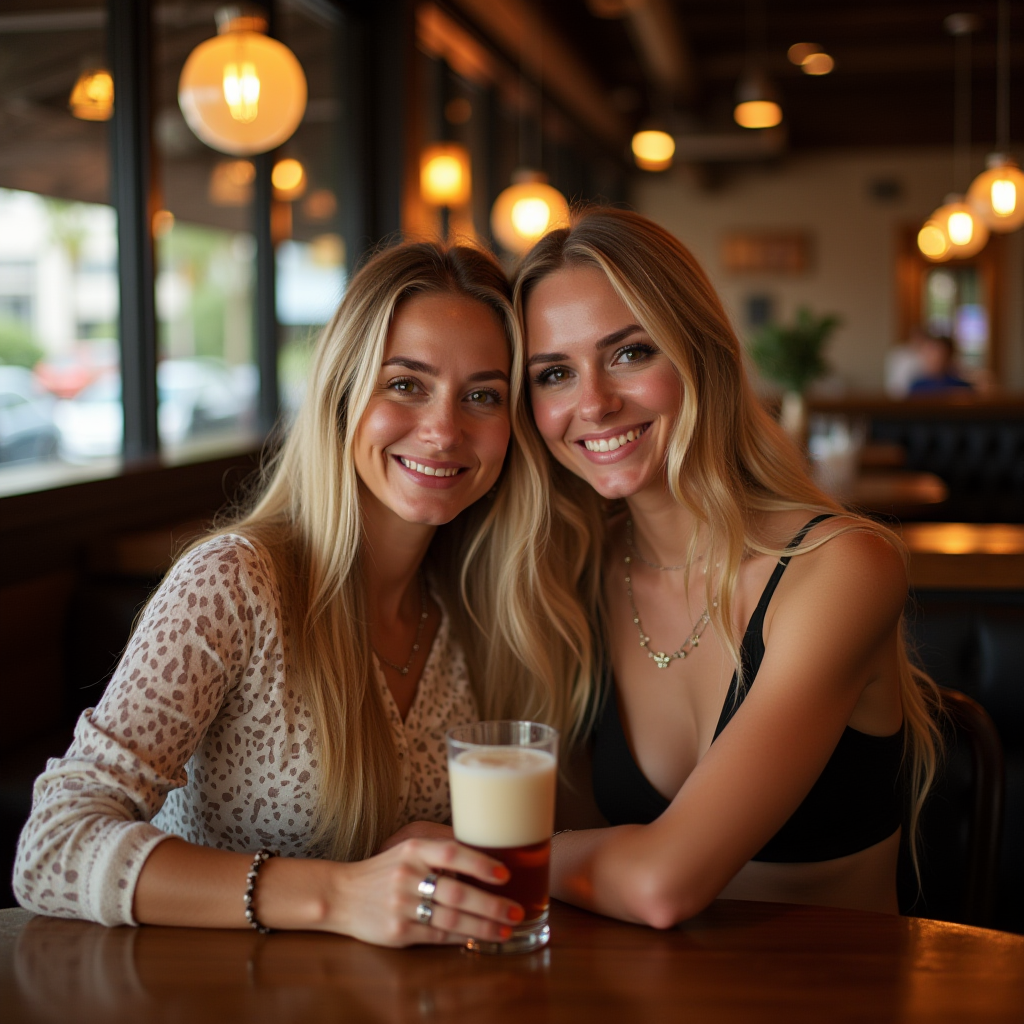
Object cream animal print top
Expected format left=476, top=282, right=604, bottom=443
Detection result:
left=14, top=534, right=479, bottom=926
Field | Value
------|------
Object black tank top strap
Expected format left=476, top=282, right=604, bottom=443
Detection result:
left=713, top=513, right=836, bottom=739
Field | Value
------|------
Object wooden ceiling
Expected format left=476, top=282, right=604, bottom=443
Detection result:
left=539, top=0, right=1024, bottom=151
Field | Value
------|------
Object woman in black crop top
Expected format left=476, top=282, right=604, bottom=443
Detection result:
left=511, top=208, right=941, bottom=927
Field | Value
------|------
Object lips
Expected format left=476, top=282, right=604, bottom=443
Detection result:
left=579, top=424, right=649, bottom=453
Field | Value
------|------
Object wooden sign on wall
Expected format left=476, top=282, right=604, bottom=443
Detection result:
left=722, top=231, right=812, bottom=274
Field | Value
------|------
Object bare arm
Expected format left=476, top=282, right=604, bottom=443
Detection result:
left=550, top=530, right=908, bottom=927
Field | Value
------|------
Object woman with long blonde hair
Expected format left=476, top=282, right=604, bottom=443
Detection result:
left=16, top=240, right=583, bottom=946
left=513, top=207, right=940, bottom=924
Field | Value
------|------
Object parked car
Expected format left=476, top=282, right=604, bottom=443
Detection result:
left=55, top=358, right=254, bottom=461
left=0, top=366, right=59, bottom=463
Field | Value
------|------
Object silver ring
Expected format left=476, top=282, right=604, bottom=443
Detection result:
left=417, top=873, right=439, bottom=899
left=415, top=900, right=434, bottom=924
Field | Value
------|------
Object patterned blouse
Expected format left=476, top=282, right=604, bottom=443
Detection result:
left=13, top=534, right=479, bottom=926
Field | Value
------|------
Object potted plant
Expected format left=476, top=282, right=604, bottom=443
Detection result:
left=749, top=306, right=840, bottom=437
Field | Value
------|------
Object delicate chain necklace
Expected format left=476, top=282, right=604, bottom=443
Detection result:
left=624, top=521, right=714, bottom=670
left=625, top=518, right=685, bottom=571
left=373, top=576, right=429, bottom=676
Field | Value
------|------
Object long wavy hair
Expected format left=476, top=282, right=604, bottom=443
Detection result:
left=185, top=241, right=592, bottom=862
left=512, top=206, right=941, bottom=870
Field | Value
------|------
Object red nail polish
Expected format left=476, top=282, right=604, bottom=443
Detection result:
left=508, top=906, right=524, bottom=923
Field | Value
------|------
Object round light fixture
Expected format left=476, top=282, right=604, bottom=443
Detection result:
left=967, top=154, right=1024, bottom=232
left=490, top=172, right=570, bottom=254
left=734, top=73, right=782, bottom=129
left=631, top=130, right=675, bottom=171
left=69, top=68, right=114, bottom=121
left=930, top=195, right=990, bottom=259
left=787, top=42, right=821, bottom=65
left=419, top=143, right=472, bottom=206
left=801, top=52, right=835, bottom=76
left=917, top=220, right=951, bottom=261
left=178, top=7, right=307, bottom=157
left=208, top=158, right=256, bottom=206
left=272, top=157, right=306, bottom=200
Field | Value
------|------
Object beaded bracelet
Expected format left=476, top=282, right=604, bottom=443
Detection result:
left=243, top=848, right=277, bottom=934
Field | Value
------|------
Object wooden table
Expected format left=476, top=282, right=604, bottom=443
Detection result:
left=3, top=900, right=1023, bottom=1023
left=841, top=470, right=949, bottom=519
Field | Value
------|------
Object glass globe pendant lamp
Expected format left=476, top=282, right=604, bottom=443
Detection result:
left=69, top=67, right=113, bottom=121
left=917, top=219, right=952, bottom=262
left=733, top=72, right=782, bottom=129
left=631, top=130, right=675, bottom=171
left=490, top=171, right=570, bottom=255
left=968, top=154, right=1024, bottom=232
left=928, top=194, right=990, bottom=259
left=178, top=6, right=307, bottom=156
left=420, top=143, right=472, bottom=207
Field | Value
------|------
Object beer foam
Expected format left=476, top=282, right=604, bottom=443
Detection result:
left=449, top=747, right=556, bottom=848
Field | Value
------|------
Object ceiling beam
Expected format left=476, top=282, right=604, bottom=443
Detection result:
left=448, top=0, right=629, bottom=150
left=624, top=0, right=695, bottom=104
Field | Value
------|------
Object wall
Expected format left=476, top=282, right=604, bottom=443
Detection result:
left=631, top=147, right=1024, bottom=393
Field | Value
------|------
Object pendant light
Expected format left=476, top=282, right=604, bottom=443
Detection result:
left=967, top=2, right=1024, bottom=232
left=420, top=143, right=472, bottom=207
left=917, top=220, right=952, bottom=262
left=178, top=5, right=307, bottom=157
left=734, top=1, right=782, bottom=129
left=631, top=129, right=676, bottom=171
left=918, top=14, right=987, bottom=259
left=491, top=171, right=570, bottom=255
left=69, top=67, right=113, bottom=121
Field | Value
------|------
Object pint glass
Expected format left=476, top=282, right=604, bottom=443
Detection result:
left=446, top=721, right=558, bottom=954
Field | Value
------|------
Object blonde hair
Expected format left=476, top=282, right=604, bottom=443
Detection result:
left=513, top=206, right=941, bottom=868
left=178, top=240, right=591, bottom=863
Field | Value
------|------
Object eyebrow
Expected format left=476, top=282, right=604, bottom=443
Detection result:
left=525, top=324, right=647, bottom=367
left=382, top=357, right=509, bottom=384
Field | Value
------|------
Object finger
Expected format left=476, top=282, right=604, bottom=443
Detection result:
left=433, top=875, right=524, bottom=926
left=409, top=839, right=511, bottom=886
left=426, top=905, right=515, bottom=944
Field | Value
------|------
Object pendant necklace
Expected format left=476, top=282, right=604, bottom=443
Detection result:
left=624, top=519, right=714, bottom=670
left=373, top=576, right=429, bottom=676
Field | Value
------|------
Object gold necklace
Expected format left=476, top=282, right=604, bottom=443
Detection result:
left=624, top=537, right=713, bottom=670
left=373, top=576, right=429, bottom=676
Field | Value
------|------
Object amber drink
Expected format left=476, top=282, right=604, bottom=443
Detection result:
left=447, top=721, right=558, bottom=954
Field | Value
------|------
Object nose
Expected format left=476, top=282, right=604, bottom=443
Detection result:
left=418, top=395, right=463, bottom=451
left=576, top=369, right=623, bottom=424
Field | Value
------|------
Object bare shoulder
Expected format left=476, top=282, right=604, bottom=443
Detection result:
left=779, top=515, right=908, bottom=624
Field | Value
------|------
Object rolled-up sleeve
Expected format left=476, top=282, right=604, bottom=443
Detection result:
left=13, top=536, right=258, bottom=924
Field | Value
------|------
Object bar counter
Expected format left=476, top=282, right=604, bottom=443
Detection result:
left=3, top=899, right=1022, bottom=1023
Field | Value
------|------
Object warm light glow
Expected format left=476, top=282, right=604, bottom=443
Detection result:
left=734, top=100, right=783, bottom=129
left=303, top=188, right=337, bottom=222
left=178, top=16, right=307, bottom=156
left=69, top=68, right=113, bottom=121
left=223, top=61, right=260, bottom=123
left=152, top=210, right=175, bottom=238
left=787, top=42, right=821, bottom=65
left=801, top=52, right=834, bottom=75
left=272, top=157, right=306, bottom=200
left=917, top=222, right=950, bottom=261
left=928, top=197, right=989, bottom=258
left=991, top=179, right=1016, bottom=216
left=631, top=130, right=675, bottom=171
left=967, top=157, right=1024, bottom=231
left=491, top=176, right=570, bottom=254
left=420, top=144, right=471, bottom=206
left=209, top=159, right=255, bottom=206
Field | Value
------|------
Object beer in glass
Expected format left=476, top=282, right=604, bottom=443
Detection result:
left=446, top=721, right=558, bottom=953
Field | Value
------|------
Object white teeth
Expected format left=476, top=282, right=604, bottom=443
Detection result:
left=583, top=425, right=647, bottom=452
left=399, top=457, right=459, bottom=477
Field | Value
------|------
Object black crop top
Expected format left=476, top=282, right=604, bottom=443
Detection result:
left=591, top=515, right=905, bottom=863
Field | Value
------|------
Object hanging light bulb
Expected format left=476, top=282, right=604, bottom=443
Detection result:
left=490, top=171, right=570, bottom=255
left=272, top=157, right=306, bottom=200
left=419, top=143, right=472, bottom=206
left=968, top=154, right=1024, bottom=232
left=929, top=194, right=989, bottom=258
left=917, top=220, right=952, bottom=261
left=69, top=67, right=114, bottom=121
left=178, top=6, right=307, bottom=157
left=734, top=72, right=782, bottom=129
left=631, top=130, right=675, bottom=172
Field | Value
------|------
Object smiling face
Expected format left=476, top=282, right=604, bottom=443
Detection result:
left=353, top=291, right=511, bottom=528
left=524, top=264, right=682, bottom=501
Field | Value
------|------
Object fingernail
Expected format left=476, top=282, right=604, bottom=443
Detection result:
left=493, top=866, right=510, bottom=882
left=499, top=926, right=513, bottom=941
left=507, top=906, right=525, bottom=923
